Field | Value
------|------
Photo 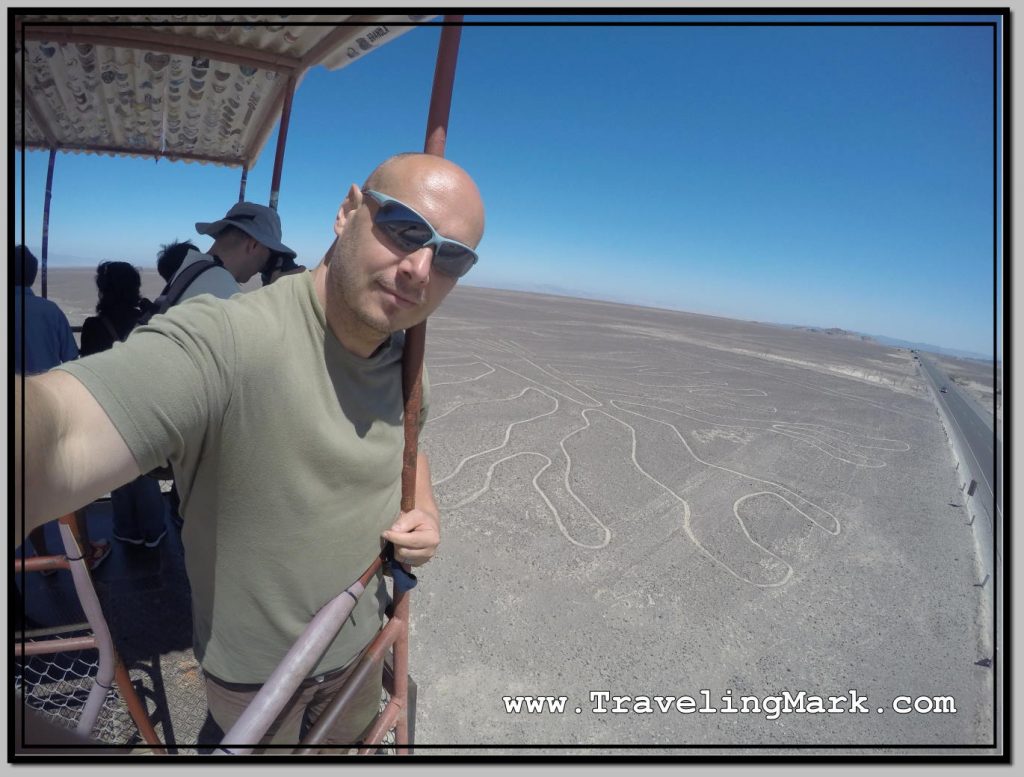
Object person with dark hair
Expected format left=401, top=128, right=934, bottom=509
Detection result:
left=80, top=262, right=167, bottom=548
left=14, top=244, right=110, bottom=570
left=156, top=239, right=199, bottom=283
left=81, top=261, right=153, bottom=352
left=13, top=245, right=78, bottom=374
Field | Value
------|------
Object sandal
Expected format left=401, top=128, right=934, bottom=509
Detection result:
left=85, top=540, right=111, bottom=571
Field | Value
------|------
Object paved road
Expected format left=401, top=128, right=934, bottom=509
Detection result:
left=918, top=355, right=1001, bottom=560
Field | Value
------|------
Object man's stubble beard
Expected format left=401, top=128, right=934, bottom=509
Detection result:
left=335, top=255, right=394, bottom=339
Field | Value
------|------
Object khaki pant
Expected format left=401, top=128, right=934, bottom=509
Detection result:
left=204, top=656, right=382, bottom=754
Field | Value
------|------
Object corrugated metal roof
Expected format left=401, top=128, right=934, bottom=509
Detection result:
left=14, top=14, right=435, bottom=168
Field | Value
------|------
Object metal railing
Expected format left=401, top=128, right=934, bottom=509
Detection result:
left=15, top=514, right=165, bottom=752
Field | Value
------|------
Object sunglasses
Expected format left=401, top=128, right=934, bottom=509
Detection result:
left=362, top=189, right=478, bottom=278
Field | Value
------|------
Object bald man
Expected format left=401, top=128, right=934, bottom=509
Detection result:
left=16, top=153, right=485, bottom=750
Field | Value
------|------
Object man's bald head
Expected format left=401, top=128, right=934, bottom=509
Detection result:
left=316, top=153, right=485, bottom=357
left=363, top=153, right=485, bottom=247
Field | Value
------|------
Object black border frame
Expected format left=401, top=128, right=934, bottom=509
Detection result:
left=9, top=5, right=1010, bottom=764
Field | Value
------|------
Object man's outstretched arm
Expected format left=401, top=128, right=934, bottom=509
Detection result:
left=15, top=370, right=140, bottom=543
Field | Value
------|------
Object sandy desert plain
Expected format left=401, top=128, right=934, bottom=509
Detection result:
left=34, top=270, right=999, bottom=754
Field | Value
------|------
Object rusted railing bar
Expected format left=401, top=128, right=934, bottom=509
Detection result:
left=17, top=555, right=67, bottom=574
left=113, top=658, right=165, bottom=753
left=356, top=699, right=404, bottom=755
left=214, top=556, right=384, bottom=754
left=16, top=636, right=97, bottom=656
left=294, top=611, right=405, bottom=753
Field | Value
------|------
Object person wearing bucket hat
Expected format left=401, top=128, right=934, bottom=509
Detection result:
left=170, top=201, right=302, bottom=304
left=17, top=153, right=484, bottom=750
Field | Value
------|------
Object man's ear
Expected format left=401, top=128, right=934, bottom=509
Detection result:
left=334, top=184, right=362, bottom=237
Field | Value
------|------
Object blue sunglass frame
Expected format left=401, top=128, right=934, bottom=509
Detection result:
left=363, top=189, right=478, bottom=278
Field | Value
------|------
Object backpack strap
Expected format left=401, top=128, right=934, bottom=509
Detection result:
left=99, top=314, right=125, bottom=343
left=142, top=257, right=224, bottom=326
left=159, top=256, right=222, bottom=306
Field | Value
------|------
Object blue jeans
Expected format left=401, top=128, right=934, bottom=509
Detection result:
left=110, top=476, right=166, bottom=542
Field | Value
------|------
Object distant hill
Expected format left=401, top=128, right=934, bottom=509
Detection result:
left=786, top=325, right=874, bottom=341
left=861, top=333, right=993, bottom=362
left=750, top=322, right=991, bottom=362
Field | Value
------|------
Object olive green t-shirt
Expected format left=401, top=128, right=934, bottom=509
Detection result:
left=59, top=271, right=427, bottom=683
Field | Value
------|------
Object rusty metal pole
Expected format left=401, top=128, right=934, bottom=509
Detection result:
left=238, top=163, right=249, bottom=202
left=268, top=72, right=297, bottom=212
left=402, top=17, right=464, bottom=508
left=40, top=147, right=56, bottom=298
left=394, top=15, right=464, bottom=755
left=112, top=658, right=166, bottom=753
left=422, top=19, right=464, bottom=159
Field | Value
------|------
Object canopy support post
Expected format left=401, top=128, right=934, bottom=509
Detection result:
left=40, top=147, right=57, bottom=298
left=402, top=16, right=465, bottom=475
left=238, top=163, right=249, bottom=202
left=268, top=73, right=297, bottom=212
left=394, top=14, right=465, bottom=756
left=423, top=17, right=464, bottom=157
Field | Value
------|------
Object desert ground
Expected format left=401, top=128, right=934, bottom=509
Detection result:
left=25, top=270, right=996, bottom=754
left=413, top=286, right=995, bottom=753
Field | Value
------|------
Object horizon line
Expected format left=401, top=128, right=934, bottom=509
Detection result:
left=32, top=265, right=997, bottom=363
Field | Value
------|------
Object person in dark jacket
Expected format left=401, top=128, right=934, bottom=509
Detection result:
left=81, top=262, right=167, bottom=548
left=15, top=245, right=109, bottom=572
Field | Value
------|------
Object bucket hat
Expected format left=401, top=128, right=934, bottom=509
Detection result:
left=195, top=202, right=296, bottom=259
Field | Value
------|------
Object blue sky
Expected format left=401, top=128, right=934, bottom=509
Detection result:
left=13, top=13, right=1003, bottom=358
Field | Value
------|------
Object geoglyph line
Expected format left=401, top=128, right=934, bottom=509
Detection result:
left=683, top=396, right=779, bottom=415
left=449, top=451, right=546, bottom=510
left=579, top=408, right=797, bottom=587
left=772, top=423, right=911, bottom=451
left=555, top=381, right=905, bottom=469
left=573, top=376, right=731, bottom=391
left=495, top=364, right=603, bottom=408
left=425, top=339, right=917, bottom=586
left=466, top=344, right=607, bottom=407
left=571, top=382, right=781, bottom=425
left=432, top=388, right=560, bottom=486
left=770, top=429, right=887, bottom=468
left=697, top=354, right=938, bottom=422
left=610, top=400, right=840, bottom=536
left=425, top=386, right=550, bottom=426
left=431, top=362, right=496, bottom=386
left=687, top=387, right=768, bottom=398
left=446, top=445, right=612, bottom=550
